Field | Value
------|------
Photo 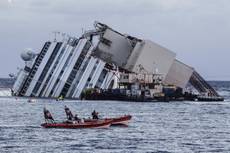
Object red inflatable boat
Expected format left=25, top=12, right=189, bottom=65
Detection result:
left=41, top=119, right=112, bottom=129
left=111, top=115, right=132, bottom=126
left=84, top=115, right=132, bottom=126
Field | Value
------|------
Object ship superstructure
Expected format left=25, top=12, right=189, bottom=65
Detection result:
left=12, top=22, right=222, bottom=100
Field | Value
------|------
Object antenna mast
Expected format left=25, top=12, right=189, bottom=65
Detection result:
left=52, top=31, right=60, bottom=42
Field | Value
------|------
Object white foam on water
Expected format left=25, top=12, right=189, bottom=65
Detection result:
left=0, top=88, right=12, bottom=97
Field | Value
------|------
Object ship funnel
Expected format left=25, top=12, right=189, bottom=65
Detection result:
left=21, top=49, right=37, bottom=61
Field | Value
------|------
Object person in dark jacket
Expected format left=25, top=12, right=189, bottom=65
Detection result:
left=92, top=110, right=99, bottom=119
left=74, top=114, right=83, bottom=123
left=64, top=106, right=74, bottom=121
left=74, top=114, right=80, bottom=121
left=43, top=107, right=55, bottom=123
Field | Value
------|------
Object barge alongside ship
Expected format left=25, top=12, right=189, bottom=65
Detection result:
left=11, top=22, right=223, bottom=102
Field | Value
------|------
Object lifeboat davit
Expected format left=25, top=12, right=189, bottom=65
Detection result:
left=41, top=119, right=112, bottom=129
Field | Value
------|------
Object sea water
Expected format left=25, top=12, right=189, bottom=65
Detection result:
left=0, top=82, right=230, bottom=153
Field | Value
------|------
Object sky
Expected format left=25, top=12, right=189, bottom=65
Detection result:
left=0, top=0, right=229, bottom=80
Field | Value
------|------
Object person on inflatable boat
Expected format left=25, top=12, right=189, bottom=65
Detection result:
left=43, top=107, right=55, bottom=123
left=92, top=110, right=99, bottom=119
left=64, top=106, right=74, bottom=121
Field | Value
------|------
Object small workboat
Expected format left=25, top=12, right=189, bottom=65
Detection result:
left=28, top=98, right=36, bottom=103
left=41, top=119, right=112, bottom=129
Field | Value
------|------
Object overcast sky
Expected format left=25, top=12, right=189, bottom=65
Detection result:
left=0, top=0, right=229, bottom=80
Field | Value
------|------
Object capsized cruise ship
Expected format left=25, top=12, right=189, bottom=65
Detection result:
left=12, top=22, right=222, bottom=100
